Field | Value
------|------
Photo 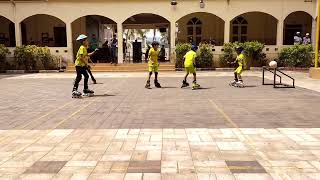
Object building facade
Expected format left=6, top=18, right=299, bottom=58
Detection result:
left=0, top=0, right=317, bottom=63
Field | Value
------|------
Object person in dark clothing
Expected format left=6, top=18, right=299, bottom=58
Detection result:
left=159, top=45, right=166, bottom=62
left=145, top=45, right=151, bottom=63
left=110, top=35, right=118, bottom=64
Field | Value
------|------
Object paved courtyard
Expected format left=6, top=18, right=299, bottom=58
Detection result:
left=0, top=71, right=320, bottom=180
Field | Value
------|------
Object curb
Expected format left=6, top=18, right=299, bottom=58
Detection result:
left=3, top=70, right=61, bottom=74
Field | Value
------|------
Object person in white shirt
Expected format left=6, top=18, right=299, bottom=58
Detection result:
left=294, top=32, right=303, bottom=44
left=303, top=33, right=311, bottom=45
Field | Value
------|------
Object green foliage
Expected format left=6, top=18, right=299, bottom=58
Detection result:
left=37, top=47, right=57, bottom=70
left=278, top=44, right=313, bottom=67
left=219, top=41, right=266, bottom=68
left=196, top=43, right=214, bottom=68
left=175, top=43, right=191, bottom=68
left=14, top=45, right=57, bottom=70
left=243, top=41, right=266, bottom=67
left=175, top=43, right=214, bottom=69
left=0, top=44, right=10, bottom=70
left=14, top=45, right=37, bottom=70
left=219, top=42, right=234, bottom=67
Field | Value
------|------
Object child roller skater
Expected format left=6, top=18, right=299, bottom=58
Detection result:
left=145, top=41, right=161, bottom=89
left=229, top=46, right=245, bottom=88
left=181, top=45, right=200, bottom=90
left=72, top=34, right=95, bottom=98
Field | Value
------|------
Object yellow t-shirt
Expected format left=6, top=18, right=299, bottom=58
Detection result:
left=148, top=48, right=159, bottom=65
left=184, top=50, right=197, bottom=67
left=75, top=45, right=88, bottom=67
left=236, top=53, right=245, bottom=67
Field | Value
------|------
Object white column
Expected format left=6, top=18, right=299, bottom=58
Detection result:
left=66, top=22, right=73, bottom=61
left=170, top=22, right=176, bottom=63
left=117, top=23, right=123, bottom=64
left=277, top=20, right=284, bottom=46
left=15, top=22, right=21, bottom=46
left=312, top=18, right=317, bottom=46
left=224, top=20, right=230, bottom=43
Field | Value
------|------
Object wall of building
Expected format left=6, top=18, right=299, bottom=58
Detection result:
left=177, top=12, right=224, bottom=45
left=0, top=0, right=316, bottom=63
left=22, top=15, right=66, bottom=46
left=71, top=17, right=86, bottom=59
left=0, top=16, right=15, bottom=47
left=231, top=12, right=278, bottom=45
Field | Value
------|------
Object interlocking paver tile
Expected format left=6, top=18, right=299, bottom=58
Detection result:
left=88, top=173, right=125, bottom=180
left=124, top=173, right=142, bottom=180
left=226, top=161, right=267, bottom=174
left=65, top=161, right=97, bottom=167
left=161, top=161, right=177, bottom=173
left=18, top=173, right=55, bottom=180
left=162, top=174, right=198, bottom=180
left=127, top=161, right=161, bottom=173
left=109, top=161, right=129, bottom=173
left=23, top=161, right=67, bottom=174
left=59, top=166, right=95, bottom=174
left=143, top=173, right=161, bottom=180
left=147, top=151, right=161, bottom=161
left=92, top=161, right=113, bottom=174
left=216, top=142, right=248, bottom=151
left=233, top=173, right=273, bottom=180
left=101, top=151, right=132, bottom=161
left=1, top=73, right=320, bottom=178
left=51, top=173, right=73, bottom=180
left=197, top=173, right=218, bottom=180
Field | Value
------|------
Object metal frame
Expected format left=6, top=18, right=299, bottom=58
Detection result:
left=262, top=66, right=295, bottom=88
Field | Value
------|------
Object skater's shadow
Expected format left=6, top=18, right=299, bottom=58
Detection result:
left=194, top=87, right=212, bottom=90
left=93, top=94, right=116, bottom=97
left=91, top=82, right=104, bottom=85
left=243, top=85, right=257, bottom=88
left=161, top=86, right=179, bottom=89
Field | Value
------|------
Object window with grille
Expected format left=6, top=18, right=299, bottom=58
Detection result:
left=187, top=17, right=202, bottom=45
left=231, top=17, right=248, bottom=42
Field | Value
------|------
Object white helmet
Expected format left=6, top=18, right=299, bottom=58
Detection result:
left=76, top=34, right=87, bottom=41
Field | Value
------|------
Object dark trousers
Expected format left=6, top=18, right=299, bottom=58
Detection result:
left=73, top=66, right=89, bottom=91
left=111, top=48, right=118, bottom=64
left=87, top=67, right=96, bottom=82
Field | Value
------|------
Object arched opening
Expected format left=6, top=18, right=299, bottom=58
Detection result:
left=176, top=12, right=225, bottom=46
left=284, top=11, right=313, bottom=45
left=21, top=14, right=66, bottom=47
left=71, top=15, right=116, bottom=63
left=231, top=12, right=278, bottom=45
left=123, top=13, right=170, bottom=63
left=0, top=16, right=15, bottom=47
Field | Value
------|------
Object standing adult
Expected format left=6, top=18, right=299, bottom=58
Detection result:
left=303, top=33, right=311, bottom=45
left=145, top=45, right=151, bottom=63
left=159, top=45, right=166, bottom=62
left=294, top=32, right=303, bottom=44
left=110, top=34, right=118, bottom=64
left=89, top=34, right=98, bottom=51
left=123, top=38, right=127, bottom=62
